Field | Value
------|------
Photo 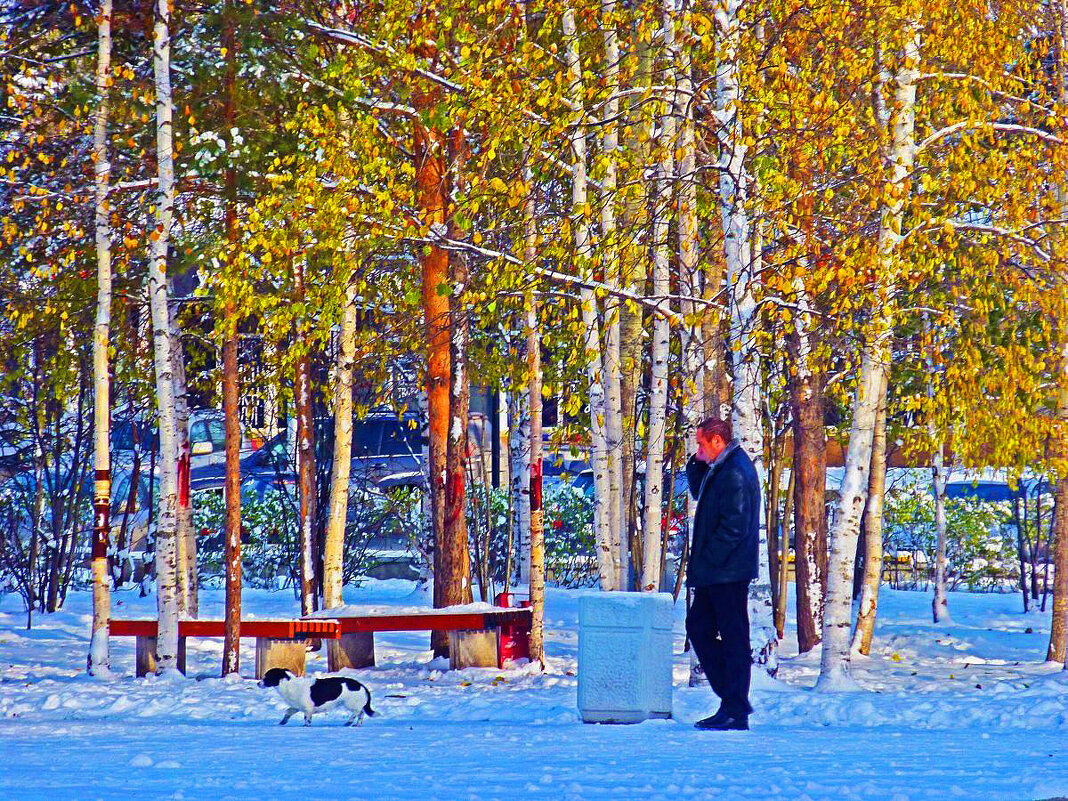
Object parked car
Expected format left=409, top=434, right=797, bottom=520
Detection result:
left=111, top=409, right=250, bottom=470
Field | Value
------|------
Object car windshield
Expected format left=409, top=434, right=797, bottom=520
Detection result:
left=352, top=420, right=384, bottom=457
left=380, top=420, right=420, bottom=456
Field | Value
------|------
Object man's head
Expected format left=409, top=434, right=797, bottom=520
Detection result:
left=695, top=417, right=732, bottom=464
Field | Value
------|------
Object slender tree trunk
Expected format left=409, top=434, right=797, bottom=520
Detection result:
left=563, top=6, right=614, bottom=591
left=931, top=446, right=951, bottom=624
left=149, top=0, right=181, bottom=672
left=294, top=256, right=318, bottom=616
left=776, top=467, right=795, bottom=638
left=676, top=7, right=703, bottom=592
left=170, top=300, right=195, bottom=617
left=621, top=25, right=653, bottom=586
left=323, top=276, right=357, bottom=610
left=524, top=163, right=546, bottom=665
left=1046, top=0, right=1068, bottom=666
left=851, top=373, right=888, bottom=655
left=641, top=0, right=678, bottom=593
left=601, top=0, right=625, bottom=589
left=413, top=72, right=452, bottom=652
left=716, top=0, right=776, bottom=671
left=789, top=280, right=827, bottom=654
left=820, top=26, right=918, bottom=686
left=443, top=126, right=473, bottom=609
left=89, top=0, right=113, bottom=677
left=221, top=3, right=242, bottom=675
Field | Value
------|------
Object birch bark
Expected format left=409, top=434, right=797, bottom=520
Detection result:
left=715, top=0, right=776, bottom=671
left=851, top=369, right=888, bottom=655
left=563, top=6, right=615, bottom=591
left=149, top=0, right=180, bottom=672
left=294, top=256, right=318, bottom=616
left=820, top=26, right=919, bottom=687
left=601, top=0, right=625, bottom=589
left=322, top=277, right=357, bottom=610
left=89, top=0, right=113, bottom=676
left=524, top=161, right=546, bottom=664
left=641, top=0, right=677, bottom=593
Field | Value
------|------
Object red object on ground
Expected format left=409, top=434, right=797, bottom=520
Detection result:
left=495, top=592, right=532, bottom=668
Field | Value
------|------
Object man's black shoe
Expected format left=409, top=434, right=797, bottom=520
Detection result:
left=694, top=713, right=749, bottom=731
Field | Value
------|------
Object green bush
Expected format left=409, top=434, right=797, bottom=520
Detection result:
left=882, top=483, right=1016, bottom=591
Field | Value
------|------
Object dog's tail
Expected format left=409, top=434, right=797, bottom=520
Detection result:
left=343, top=678, right=378, bottom=717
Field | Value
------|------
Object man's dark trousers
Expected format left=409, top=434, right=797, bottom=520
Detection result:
left=686, top=582, right=753, bottom=718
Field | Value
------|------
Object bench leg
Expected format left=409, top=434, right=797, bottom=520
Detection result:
left=135, top=636, right=186, bottom=677
left=255, top=638, right=307, bottom=679
left=329, top=632, right=375, bottom=671
left=448, top=629, right=498, bottom=670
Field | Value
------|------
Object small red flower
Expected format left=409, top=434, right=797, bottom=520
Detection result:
left=551, top=519, right=562, bottom=530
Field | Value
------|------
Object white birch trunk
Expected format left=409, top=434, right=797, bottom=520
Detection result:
left=641, top=0, right=677, bottom=593
left=323, top=277, right=358, bottom=609
left=818, top=26, right=920, bottom=688
left=149, top=0, right=180, bottom=672
left=931, top=449, right=951, bottom=623
left=601, top=0, right=626, bottom=590
left=676, top=5, right=702, bottom=582
left=564, top=6, right=615, bottom=591
left=715, top=0, right=776, bottom=672
left=169, top=294, right=195, bottom=617
left=89, top=0, right=113, bottom=676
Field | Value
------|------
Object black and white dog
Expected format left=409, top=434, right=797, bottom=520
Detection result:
left=258, top=667, right=377, bottom=727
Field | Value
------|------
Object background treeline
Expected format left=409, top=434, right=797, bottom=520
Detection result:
left=0, top=0, right=1065, bottom=684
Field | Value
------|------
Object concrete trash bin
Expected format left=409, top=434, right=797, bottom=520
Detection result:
left=577, top=592, right=674, bottom=723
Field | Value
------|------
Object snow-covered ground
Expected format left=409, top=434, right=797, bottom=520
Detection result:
left=2, top=581, right=1067, bottom=800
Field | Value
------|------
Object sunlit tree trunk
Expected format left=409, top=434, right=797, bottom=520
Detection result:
left=641, top=0, right=678, bottom=593
left=444, top=126, right=473, bottom=608
left=1046, top=0, right=1068, bottom=667
left=294, top=256, right=318, bottom=616
left=563, top=6, right=614, bottom=590
left=149, top=0, right=181, bottom=672
left=715, top=0, right=776, bottom=672
left=412, top=64, right=452, bottom=652
left=89, top=0, right=113, bottom=676
left=789, top=278, right=827, bottom=654
left=323, top=276, right=357, bottom=609
left=820, top=26, right=918, bottom=687
left=601, top=0, right=625, bottom=589
left=523, top=160, right=546, bottom=664
left=221, top=1, right=241, bottom=675
left=851, top=373, right=888, bottom=655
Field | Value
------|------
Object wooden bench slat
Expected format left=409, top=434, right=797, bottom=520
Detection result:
left=329, top=609, right=533, bottom=634
left=109, top=619, right=340, bottom=640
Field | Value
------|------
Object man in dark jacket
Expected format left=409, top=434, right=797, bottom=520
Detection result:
left=685, top=416, right=760, bottom=731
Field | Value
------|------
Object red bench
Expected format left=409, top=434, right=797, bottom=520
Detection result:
left=317, top=607, right=533, bottom=671
left=109, top=618, right=340, bottom=678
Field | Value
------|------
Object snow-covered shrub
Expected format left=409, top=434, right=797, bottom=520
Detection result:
left=882, top=485, right=1016, bottom=591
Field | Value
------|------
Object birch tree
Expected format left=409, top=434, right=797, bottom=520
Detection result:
left=641, top=0, right=677, bottom=593
left=563, top=5, right=615, bottom=591
left=89, top=0, right=114, bottom=677
left=714, top=0, right=777, bottom=671
left=148, top=0, right=181, bottom=672
left=322, top=275, right=357, bottom=610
